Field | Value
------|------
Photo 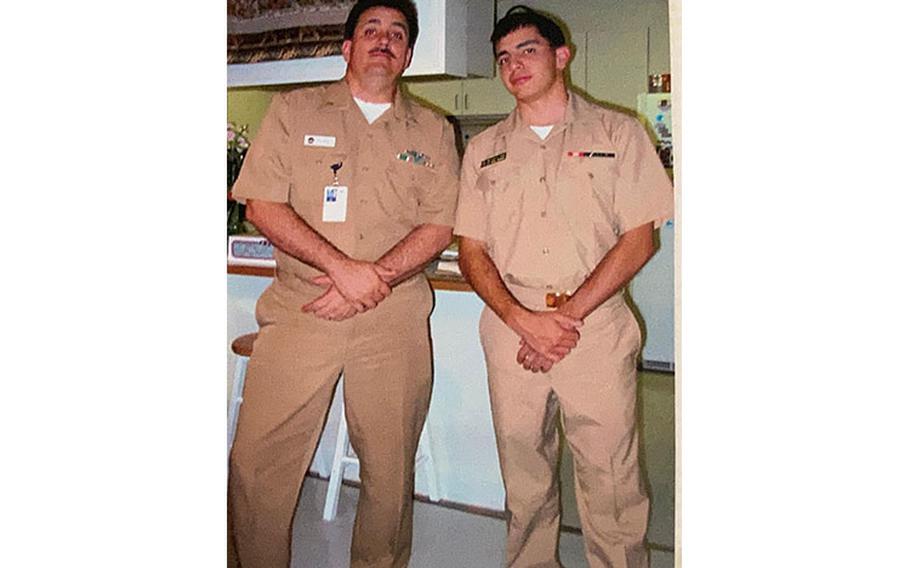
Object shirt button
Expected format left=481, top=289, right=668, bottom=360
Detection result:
left=358, top=234, right=364, bottom=240
left=540, top=211, right=547, bottom=218
left=362, top=166, right=369, bottom=172
left=539, top=176, right=546, bottom=183
left=542, top=247, right=550, bottom=255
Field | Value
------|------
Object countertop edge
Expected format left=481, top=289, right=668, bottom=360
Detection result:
left=227, top=264, right=473, bottom=293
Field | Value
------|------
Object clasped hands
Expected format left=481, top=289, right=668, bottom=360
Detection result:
left=511, top=309, right=584, bottom=373
left=301, top=259, right=396, bottom=321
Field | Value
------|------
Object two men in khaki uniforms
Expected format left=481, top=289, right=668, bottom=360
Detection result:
left=456, top=7, right=674, bottom=568
left=228, top=1, right=459, bottom=566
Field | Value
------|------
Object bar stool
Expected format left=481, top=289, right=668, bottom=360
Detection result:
left=322, top=377, right=441, bottom=521
left=228, top=332, right=257, bottom=454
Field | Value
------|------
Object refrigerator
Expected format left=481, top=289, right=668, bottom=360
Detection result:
left=630, top=92, right=675, bottom=371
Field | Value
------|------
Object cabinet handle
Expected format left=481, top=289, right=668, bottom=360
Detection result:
left=464, top=93, right=469, bottom=110
left=455, top=94, right=460, bottom=111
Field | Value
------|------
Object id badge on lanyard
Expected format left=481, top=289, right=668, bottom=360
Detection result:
left=322, top=161, right=348, bottom=223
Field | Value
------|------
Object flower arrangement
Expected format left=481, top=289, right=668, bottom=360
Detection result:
left=228, top=122, right=249, bottom=150
left=227, top=122, right=251, bottom=235
left=227, top=122, right=250, bottom=189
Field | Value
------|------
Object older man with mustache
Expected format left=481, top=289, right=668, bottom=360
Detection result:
left=227, top=1, right=460, bottom=567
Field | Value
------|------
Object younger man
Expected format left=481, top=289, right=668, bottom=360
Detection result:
left=455, top=6, right=674, bottom=567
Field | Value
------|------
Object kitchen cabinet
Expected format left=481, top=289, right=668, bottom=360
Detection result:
left=582, top=4, right=670, bottom=112
left=405, top=75, right=513, bottom=116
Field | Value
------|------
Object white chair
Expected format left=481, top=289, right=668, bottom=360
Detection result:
left=322, top=377, right=441, bottom=521
left=228, top=333, right=257, bottom=455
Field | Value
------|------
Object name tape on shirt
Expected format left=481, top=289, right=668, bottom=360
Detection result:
left=304, top=134, right=336, bottom=148
left=566, top=151, right=615, bottom=158
left=480, top=152, right=507, bottom=169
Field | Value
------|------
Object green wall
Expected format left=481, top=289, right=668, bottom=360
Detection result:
left=228, top=87, right=284, bottom=139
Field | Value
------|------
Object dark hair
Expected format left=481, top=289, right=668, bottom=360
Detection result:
left=344, top=0, right=419, bottom=49
left=490, top=5, right=566, bottom=50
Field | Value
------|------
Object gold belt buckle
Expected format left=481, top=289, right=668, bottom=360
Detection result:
left=545, top=291, right=572, bottom=308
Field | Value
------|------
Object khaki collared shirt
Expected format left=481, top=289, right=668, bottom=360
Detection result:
left=233, top=80, right=460, bottom=286
left=455, top=91, right=673, bottom=292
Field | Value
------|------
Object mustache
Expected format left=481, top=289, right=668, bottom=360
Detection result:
left=369, top=47, right=396, bottom=59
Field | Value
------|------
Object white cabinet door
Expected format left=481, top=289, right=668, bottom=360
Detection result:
left=406, top=77, right=513, bottom=116
left=460, top=76, right=514, bottom=115
left=404, top=81, right=462, bottom=115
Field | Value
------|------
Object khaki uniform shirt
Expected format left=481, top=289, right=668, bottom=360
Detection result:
left=233, top=80, right=460, bottom=293
left=455, top=92, right=673, bottom=293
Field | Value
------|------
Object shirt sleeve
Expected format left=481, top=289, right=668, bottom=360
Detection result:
left=415, top=119, right=460, bottom=226
left=453, top=139, right=487, bottom=243
left=612, top=116, right=675, bottom=234
left=231, top=92, right=293, bottom=205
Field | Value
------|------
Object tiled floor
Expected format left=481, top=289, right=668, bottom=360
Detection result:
left=288, top=372, right=675, bottom=567
left=291, top=479, right=674, bottom=568
left=292, top=373, right=675, bottom=568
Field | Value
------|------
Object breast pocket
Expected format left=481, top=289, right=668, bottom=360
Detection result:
left=384, top=160, right=437, bottom=222
left=477, top=163, right=522, bottom=233
left=562, top=157, right=621, bottom=235
left=289, top=148, right=347, bottom=220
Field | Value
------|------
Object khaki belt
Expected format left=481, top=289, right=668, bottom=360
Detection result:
left=545, top=292, right=573, bottom=308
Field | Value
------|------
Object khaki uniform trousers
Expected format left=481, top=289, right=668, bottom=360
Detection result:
left=228, top=276, right=434, bottom=568
left=479, top=287, right=649, bottom=568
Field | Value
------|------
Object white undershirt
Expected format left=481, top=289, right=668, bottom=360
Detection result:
left=354, top=97, right=392, bottom=124
left=530, top=125, right=554, bottom=140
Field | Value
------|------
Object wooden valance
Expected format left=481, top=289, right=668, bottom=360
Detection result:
left=228, top=0, right=355, bottom=65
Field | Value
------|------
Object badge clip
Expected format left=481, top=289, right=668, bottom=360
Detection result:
left=330, top=162, right=343, bottom=184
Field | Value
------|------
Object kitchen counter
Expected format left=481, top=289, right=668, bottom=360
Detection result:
left=227, top=264, right=503, bottom=510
